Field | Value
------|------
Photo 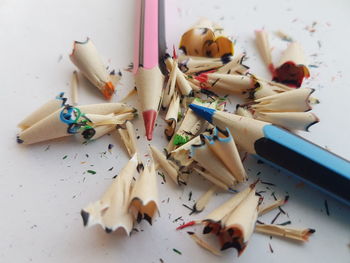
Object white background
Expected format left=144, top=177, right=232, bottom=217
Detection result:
left=0, top=0, right=349, bottom=262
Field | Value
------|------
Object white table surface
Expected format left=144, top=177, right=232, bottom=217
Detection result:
left=1, top=0, right=349, bottom=262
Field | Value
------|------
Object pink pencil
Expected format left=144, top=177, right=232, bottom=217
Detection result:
left=134, top=0, right=165, bottom=140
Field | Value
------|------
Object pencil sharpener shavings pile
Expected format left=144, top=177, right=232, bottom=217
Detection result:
left=81, top=155, right=159, bottom=235
left=15, top=14, right=319, bottom=260
left=177, top=183, right=315, bottom=256
left=161, top=19, right=318, bottom=256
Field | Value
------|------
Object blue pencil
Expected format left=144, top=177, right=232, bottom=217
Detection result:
left=189, top=103, right=350, bottom=205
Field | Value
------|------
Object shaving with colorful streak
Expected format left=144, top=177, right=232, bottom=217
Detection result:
left=70, top=38, right=120, bottom=100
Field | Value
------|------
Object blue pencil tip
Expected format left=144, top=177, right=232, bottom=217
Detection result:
left=189, top=104, right=215, bottom=123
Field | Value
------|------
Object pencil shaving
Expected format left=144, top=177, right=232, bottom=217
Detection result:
left=85, top=112, right=135, bottom=126
left=251, top=88, right=315, bottom=112
left=71, top=71, right=79, bottom=106
left=204, top=128, right=247, bottom=182
left=169, top=126, right=214, bottom=167
left=255, top=224, right=315, bottom=242
left=165, top=56, right=193, bottom=96
left=249, top=77, right=292, bottom=100
left=149, top=145, right=184, bottom=185
left=193, top=168, right=230, bottom=191
left=18, top=107, right=72, bottom=145
left=215, top=53, right=249, bottom=75
left=187, top=232, right=222, bottom=256
left=18, top=102, right=136, bottom=145
left=191, top=135, right=237, bottom=188
left=166, top=99, right=213, bottom=151
left=129, top=162, right=159, bottom=225
left=178, top=54, right=232, bottom=74
left=273, top=42, right=310, bottom=87
left=70, top=38, right=116, bottom=100
left=117, top=121, right=138, bottom=158
left=235, top=105, right=254, bottom=118
left=255, top=30, right=273, bottom=70
left=204, top=184, right=254, bottom=225
left=83, top=125, right=115, bottom=142
left=162, top=58, right=178, bottom=109
left=179, top=18, right=234, bottom=58
left=78, top=112, right=136, bottom=143
left=18, top=92, right=67, bottom=130
left=178, top=184, right=259, bottom=256
left=195, top=73, right=253, bottom=94
left=165, top=92, right=180, bottom=140
left=175, top=67, right=193, bottom=96
left=81, top=155, right=138, bottom=235
left=220, top=189, right=260, bottom=254
left=255, top=111, right=319, bottom=131
left=275, top=30, right=293, bottom=42
left=193, top=185, right=218, bottom=213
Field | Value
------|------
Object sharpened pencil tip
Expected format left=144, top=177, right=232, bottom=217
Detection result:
left=143, top=110, right=157, bottom=141
left=189, top=104, right=215, bottom=123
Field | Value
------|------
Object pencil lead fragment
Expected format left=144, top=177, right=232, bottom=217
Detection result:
left=80, top=210, right=90, bottom=227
